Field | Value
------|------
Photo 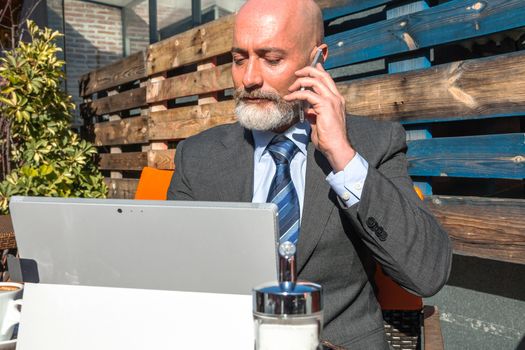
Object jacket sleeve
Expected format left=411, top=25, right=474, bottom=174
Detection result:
left=341, top=123, right=452, bottom=297
left=167, top=140, right=194, bottom=201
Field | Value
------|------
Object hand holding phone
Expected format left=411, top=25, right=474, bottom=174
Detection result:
left=299, top=48, right=324, bottom=123
left=284, top=47, right=355, bottom=173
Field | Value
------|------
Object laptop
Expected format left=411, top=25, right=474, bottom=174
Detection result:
left=9, top=196, right=279, bottom=295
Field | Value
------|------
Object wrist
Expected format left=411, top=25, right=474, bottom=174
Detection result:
left=326, top=142, right=356, bottom=172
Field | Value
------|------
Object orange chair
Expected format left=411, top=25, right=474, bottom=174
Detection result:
left=134, top=167, right=174, bottom=200
left=372, top=187, right=442, bottom=350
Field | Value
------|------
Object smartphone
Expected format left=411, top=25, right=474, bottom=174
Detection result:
left=299, top=48, right=324, bottom=123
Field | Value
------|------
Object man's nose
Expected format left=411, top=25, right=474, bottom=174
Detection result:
left=242, top=58, right=263, bottom=90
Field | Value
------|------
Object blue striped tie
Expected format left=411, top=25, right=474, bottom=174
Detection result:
left=266, top=135, right=300, bottom=245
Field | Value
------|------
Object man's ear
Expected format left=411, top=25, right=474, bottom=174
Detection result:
left=319, top=43, right=328, bottom=63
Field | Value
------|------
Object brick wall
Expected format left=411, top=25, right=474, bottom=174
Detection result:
left=47, top=0, right=123, bottom=125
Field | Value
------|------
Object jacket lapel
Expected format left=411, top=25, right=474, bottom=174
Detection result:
left=216, top=125, right=254, bottom=203
left=210, top=124, right=334, bottom=272
left=297, top=142, right=336, bottom=273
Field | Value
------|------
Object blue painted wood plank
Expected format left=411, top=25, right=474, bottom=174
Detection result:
left=412, top=180, right=433, bottom=196
left=386, top=0, right=428, bottom=17
left=322, top=0, right=398, bottom=21
left=325, top=0, right=525, bottom=69
left=387, top=1, right=433, bottom=194
left=386, top=1, right=432, bottom=73
left=399, top=113, right=525, bottom=126
left=387, top=54, right=431, bottom=73
left=406, top=133, right=525, bottom=179
left=404, top=125, right=432, bottom=141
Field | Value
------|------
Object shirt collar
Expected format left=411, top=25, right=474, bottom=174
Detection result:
left=252, top=121, right=310, bottom=162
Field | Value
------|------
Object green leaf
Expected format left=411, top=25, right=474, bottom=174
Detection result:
left=39, top=164, right=54, bottom=176
left=0, top=21, right=108, bottom=214
left=0, top=96, right=14, bottom=107
left=10, top=92, right=18, bottom=105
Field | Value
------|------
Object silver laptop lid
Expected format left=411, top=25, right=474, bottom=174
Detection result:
left=10, top=196, right=279, bottom=295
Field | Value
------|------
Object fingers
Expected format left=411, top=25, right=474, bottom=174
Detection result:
left=287, top=76, right=333, bottom=97
left=283, top=88, right=322, bottom=107
left=294, top=65, right=340, bottom=96
left=284, top=73, right=344, bottom=112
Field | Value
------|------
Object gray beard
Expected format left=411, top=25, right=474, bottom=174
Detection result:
left=233, top=88, right=299, bottom=131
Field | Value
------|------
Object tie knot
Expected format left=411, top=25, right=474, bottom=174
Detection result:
left=267, top=135, right=298, bottom=165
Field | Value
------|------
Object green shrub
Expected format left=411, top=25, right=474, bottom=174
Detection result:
left=0, top=20, right=107, bottom=214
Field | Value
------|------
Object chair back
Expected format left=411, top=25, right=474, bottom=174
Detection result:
left=134, top=167, right=174, bottom=200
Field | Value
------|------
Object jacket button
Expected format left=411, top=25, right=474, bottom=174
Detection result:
left=366, top=217, right=377, bottom=228
left=376, top=227, right=388, bottom=241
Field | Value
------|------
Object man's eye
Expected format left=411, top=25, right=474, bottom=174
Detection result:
left=233, top=58, right=245, bottom=65
left=266, top=58, right=282, bottom=66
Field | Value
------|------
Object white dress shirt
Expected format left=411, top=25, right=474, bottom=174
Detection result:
left=251, top=121, right=369, bottom=218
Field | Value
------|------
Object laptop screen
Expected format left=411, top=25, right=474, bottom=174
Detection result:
left=10, top=196, right=279, bottom=295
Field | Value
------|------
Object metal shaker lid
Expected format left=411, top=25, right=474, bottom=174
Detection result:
left=253, top=281, right=323, bottom=315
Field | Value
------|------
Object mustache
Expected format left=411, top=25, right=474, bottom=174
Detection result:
left=233, top=88, right=282, bottom=102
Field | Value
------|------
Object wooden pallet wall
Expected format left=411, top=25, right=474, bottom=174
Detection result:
left=80, top=0, right=525, bottom=265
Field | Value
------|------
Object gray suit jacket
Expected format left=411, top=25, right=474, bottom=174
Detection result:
left=167, top=116, right=452, bottom=349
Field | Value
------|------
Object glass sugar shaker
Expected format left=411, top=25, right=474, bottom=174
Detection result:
left=253, top=241, right=323, bottom=350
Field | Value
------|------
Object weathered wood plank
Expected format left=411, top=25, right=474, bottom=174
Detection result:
left=426, top=196, right=525, bottom=265
left=148, top=149, right=176, bottom=170
left=148, top=74, right=169, bottom=151
left=99, top=152, right=148, bottom=171
left=0, top=215, right=16, bottom=250
left=318, top=0, right=397, bottom=20
left=147, top=15, right=234, bottom=76
left=407, top=133, right=525, bottom=179
left=339, top=51, right=525, bottom=123
left=107, top=90, right=123, bottom=180
left=197, top=59, right=219, bottom=105
left=148, top=100, right=236, bottom=141
left=147, top=63, right=233, bottom=104
left=325, top=0, right=525, bottom=69
left=83, top=87, right=147, bottom=116
left=79, top=51, right=146, bottom=97
left=93, top=115, right=148, bottom=146
left=104, top=178, right=139, bottom=199
left=99, top=150, right=175, bottom=171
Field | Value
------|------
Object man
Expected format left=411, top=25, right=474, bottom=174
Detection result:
left=168, top=0, right=452, bottom=348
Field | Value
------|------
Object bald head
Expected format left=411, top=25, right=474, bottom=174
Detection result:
left=230, top=0, right=328, bottom=132
left=235, top=0, right=324, bottom=51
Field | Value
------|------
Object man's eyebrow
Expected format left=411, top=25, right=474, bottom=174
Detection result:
left=257, top=47, right=287, bottom=55
left=231, top=47, right=287, bottom=55
left=231, top=47, right=246, bottom=54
